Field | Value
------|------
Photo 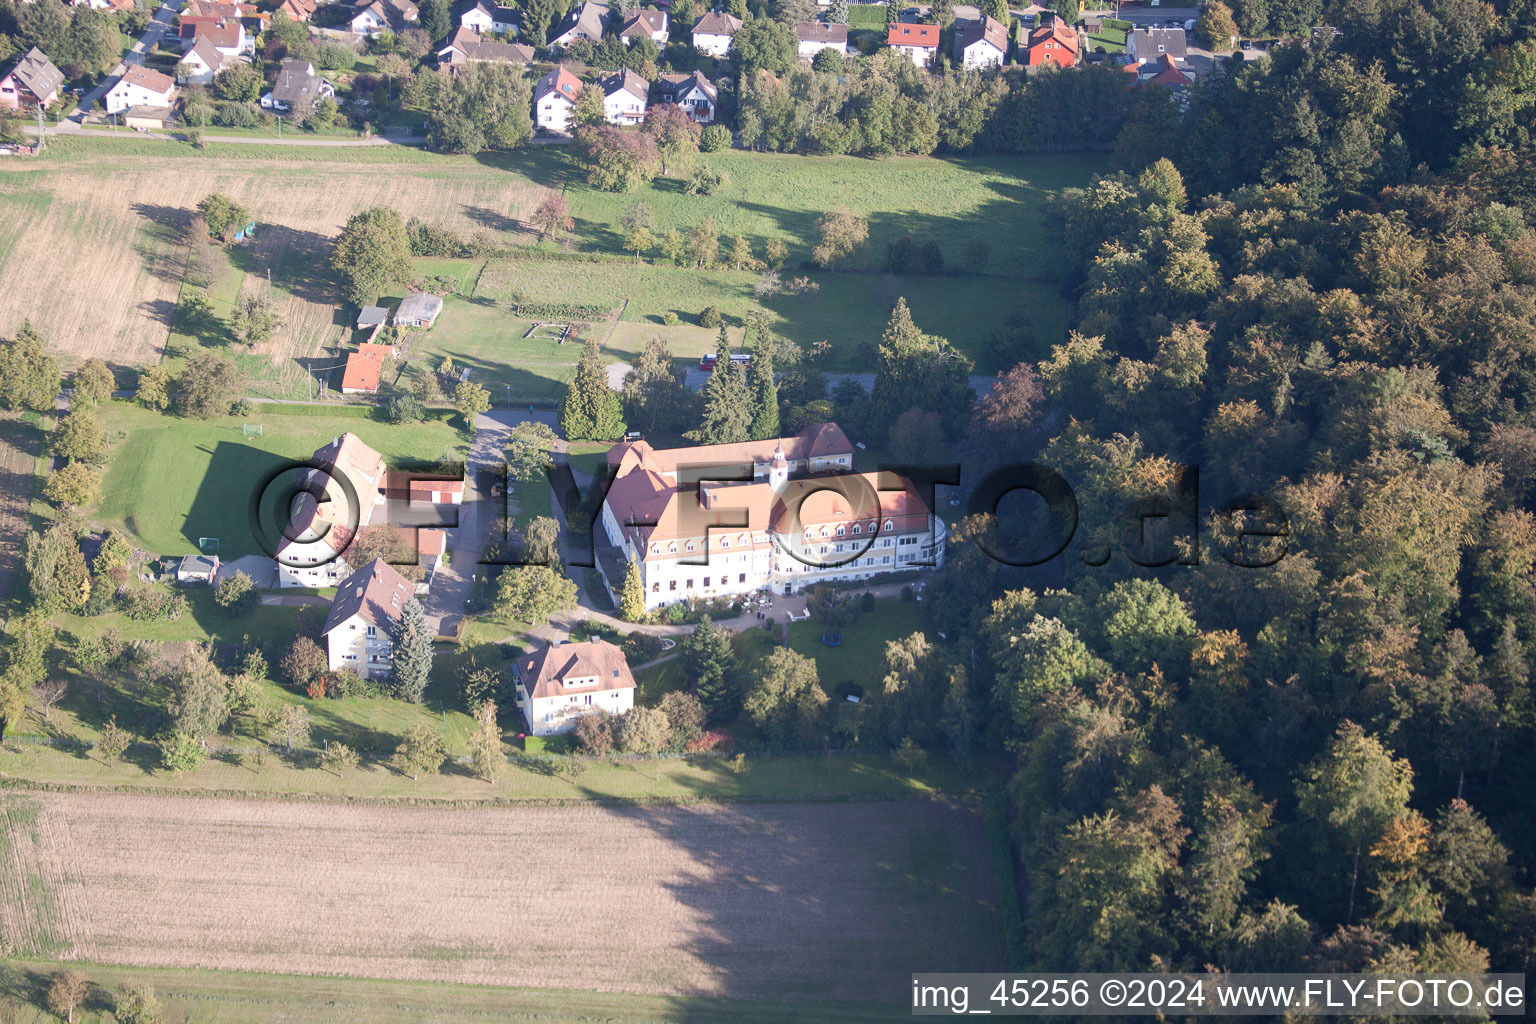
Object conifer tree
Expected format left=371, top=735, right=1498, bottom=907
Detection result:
left=389, top=597, right=434, bottom=703
left=620, top=555, right=647, bottom=622
left=681, top=615, right=739, bottom=723
left=746, top=318, right=779, bottom=440
left=687, top=329, right=753, bottom=444
left=560, top=337, right=627, bottom=441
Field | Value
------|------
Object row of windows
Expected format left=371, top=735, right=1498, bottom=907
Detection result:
left=655, top=572, right=751, bottom=592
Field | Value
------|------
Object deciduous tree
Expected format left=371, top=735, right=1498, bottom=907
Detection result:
left=331, top=206, right=412, bottom=307
left=392, top=722, right=448, bottom=779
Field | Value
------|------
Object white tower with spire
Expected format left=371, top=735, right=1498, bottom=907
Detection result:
left=768, top=441, right=789, bottom=492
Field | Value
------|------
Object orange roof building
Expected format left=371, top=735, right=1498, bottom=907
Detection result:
left=887, top=21, right=940, bottom=65
left=599, top=423, right=945, bottom=611
left=276, top=433, right=388, bottom=588
left=514, top=638, right=636, bottom=736
left=340, top=342, right=397, bottom=394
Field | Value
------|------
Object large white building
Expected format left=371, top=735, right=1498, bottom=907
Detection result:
left=105, top=65, right=176, bottom=114
left=514, top=638, right=637, bottom=736
left=322, top=558, right=414, bottom=678
left=599, top=423, right=946, bottom=611
left=276, top=432, right=387, bottom=588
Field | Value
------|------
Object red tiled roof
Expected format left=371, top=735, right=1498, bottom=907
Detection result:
left=117, top=65, right=175, bottom=93
left=409, top=478, right=464, bottom=498
left=1029, top=18, right=1079, bottom=55
left=322, top=558, right=414, bottom=634
left=518, top=639, right=636, bottom=700
left=536, top=65, right=582, bottom=104
left=887, top=22, right=939, bottom=47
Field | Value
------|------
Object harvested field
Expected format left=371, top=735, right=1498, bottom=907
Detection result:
left=0, top=152, right=541, bottom=372
left=2, top=791, right=1005, bottom=1004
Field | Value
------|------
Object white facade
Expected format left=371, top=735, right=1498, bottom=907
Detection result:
left=536, top=92, right=573, bottom=131
left=797, top=37, right=846, bottom=58
left=693, top=30, right=733, bottom=57
left=603, top=88, right=645, bottom=124
left=460, top=4, right=516, bottom=33
left=958, top=37, right=1004, bottom=66
left=325, top=611, right=393, bottom=677
left=890, top=42, right=934, bottom=65
left=179, top=48, right=219, bottom=84
left=520, top=685, right=634, bottom=736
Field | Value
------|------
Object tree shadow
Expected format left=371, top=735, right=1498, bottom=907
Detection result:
left=460, top=204, right=523, bottom=234
left=130, top=201, right=191, bottom=284
left=227, top=224, right=338, bottom=307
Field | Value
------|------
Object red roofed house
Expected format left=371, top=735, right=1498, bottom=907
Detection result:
left=887, top=22, right=939, bottom=66
left=599, top=423, right=945, bottom=611
left=105, top=65, right=177, bottom=114
left=534, top=65, right=583, bottom=132
left=514, top=638, right=636, bottom=735
left=277, top=433, right=387, bottom=588
left=179, top=17, right=252, bottom=56
left=322, top=558, right=415, bottom=678
left=1026, top=15, right=1079, bottom=67
left=1139, top=53, right=1192, bottom=89
left=341, top=341, right=397, bottom=395
left=417, top=527, right=446, bottom=578
left=275, top=0, right=317, bottom=21
left=410, top=477, right=465, bottom=505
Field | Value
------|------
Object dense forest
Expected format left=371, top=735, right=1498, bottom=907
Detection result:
left=906, top=0, right=1536, bottom=976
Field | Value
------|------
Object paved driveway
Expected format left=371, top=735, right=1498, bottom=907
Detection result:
left=418, top=410, right=558, bottom=636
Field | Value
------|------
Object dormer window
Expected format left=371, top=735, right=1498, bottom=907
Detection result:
left=685, top=540, right=695, bottom=552
left=852, top=523, right=861, bottom=535
left=651, top=545, right=660, bottom=555
left=835, top=525, right=845, bottom=537
left=668, top=541, right=678, bottom=553
left=721, top=537, right=730, bottom=548
left=884, top=519, right=894, bottom=531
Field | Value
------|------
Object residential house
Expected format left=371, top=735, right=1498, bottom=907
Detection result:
left=1128, top=26, right=1186, bottom=63
left=619, top=7, right=667, bottom=45
left=179, top=18, right=252, bottom=57
left=437, top=27, right=534, bottom=69
left=322, top=558, right=414, bottom=678
left=181, top=0, right=269, bottom=32
left=600, top=67, right=648, bottom=125
left=534, top=65, right=582, bottom=132
left=341, top=341, right=398, bottom=394
left=548, top=0, right=608, bottom=48
left=886, top=21, right=939, bottom=66
left=275, top=0, right=318, bottom=21
left=459, top=0, right=519, bottom=33
left=691, top=10, right=741, bottom=57
left=514, top=639, right=637, bottom=736
left=1025, top=15, right=1078, bottom=67
left=277, top=433, right=388, bottom=587
left=795, top=20, right=846, bottom=59
left=0, top=48, right=63, bottom=111
left=599, top=423, right=946, bottom=610
left=178, top=37, right=230, bottom=85
left=260, top=59, right=335, bottom=113
left=74, top=0, right=139, bottom=12
left=394, top=292, right=443, bottom=327
left=105, top=65, right=177, bottom=115
left=953, top=15, right=1006, bottom=67
left=1135, top=52, right=1192, bottom=89
left=650, top=70, right=716, bottom=123
left=175, top=553, right=220, bottom=585
left=350, top=0, right=419, bottom=37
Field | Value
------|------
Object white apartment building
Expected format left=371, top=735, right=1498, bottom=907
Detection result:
left=514, top=638, right=637, bottom=736
left=322, top=558, right=413, bottom=678
left=600, top=423, right=946, bottom=611
left=276, top=432, right=387, bottom=588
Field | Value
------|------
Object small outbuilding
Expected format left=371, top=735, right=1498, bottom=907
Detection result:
left=357, top=305, right=389, bottom=329
left=393, top=292, right=443, bottom=328
left=176, top=553, right=220, bottom=584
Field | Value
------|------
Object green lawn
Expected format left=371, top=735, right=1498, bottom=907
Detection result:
left=788, top=598, right=927, bottom=695
left=92, top=401, right=468, bottom=559
left=0, top=960, right=912, bottom=1024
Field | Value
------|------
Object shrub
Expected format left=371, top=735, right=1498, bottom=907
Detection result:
left=122, top=585, right=188, bottom=621
left=901, top=584, right=914, bottom=602
left=699, top=305, right=722, bottom=328
left=621, top=632, right=664, bottom=663
left=573, top=709, right=614, bottom=754
left=508, top=301, right=611, bottom=319
left=316, top=40, right=358, bottom=70
left=158, top=731, right=204, bottom=774
left=685, top=729, right=733, bottom=753
left=213, top=100, right=262, bottom=128
left=213, top=569, right=258, bottom=615
left=383, top=393, right=425, bottom=423
left=700, top=124, right=732, bottom=152
left=616, top=705, right=671, bottom=753
left=660, top=311, right=679, bottom=326
left=861, top=590, right=876, bottom=612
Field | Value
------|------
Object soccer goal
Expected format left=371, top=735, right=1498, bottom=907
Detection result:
left=242, top=423, right=264, bottom=437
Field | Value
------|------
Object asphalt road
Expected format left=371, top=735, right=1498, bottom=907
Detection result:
left=72, top=0, right=184, bottom=122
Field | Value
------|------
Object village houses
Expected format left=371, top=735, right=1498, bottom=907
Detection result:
left=105, top=65, right=177, bottom=115
left=600, top=67, right=648, bottom=125
left=534, top=65, right=582, bottom=132
left=795, top=21, right=847, bottom=60
left=458, top=0, right=518, bottom=34
left=886, top=21, right=939, bottom=66
left=953, top=16, right=1007, bottom=68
